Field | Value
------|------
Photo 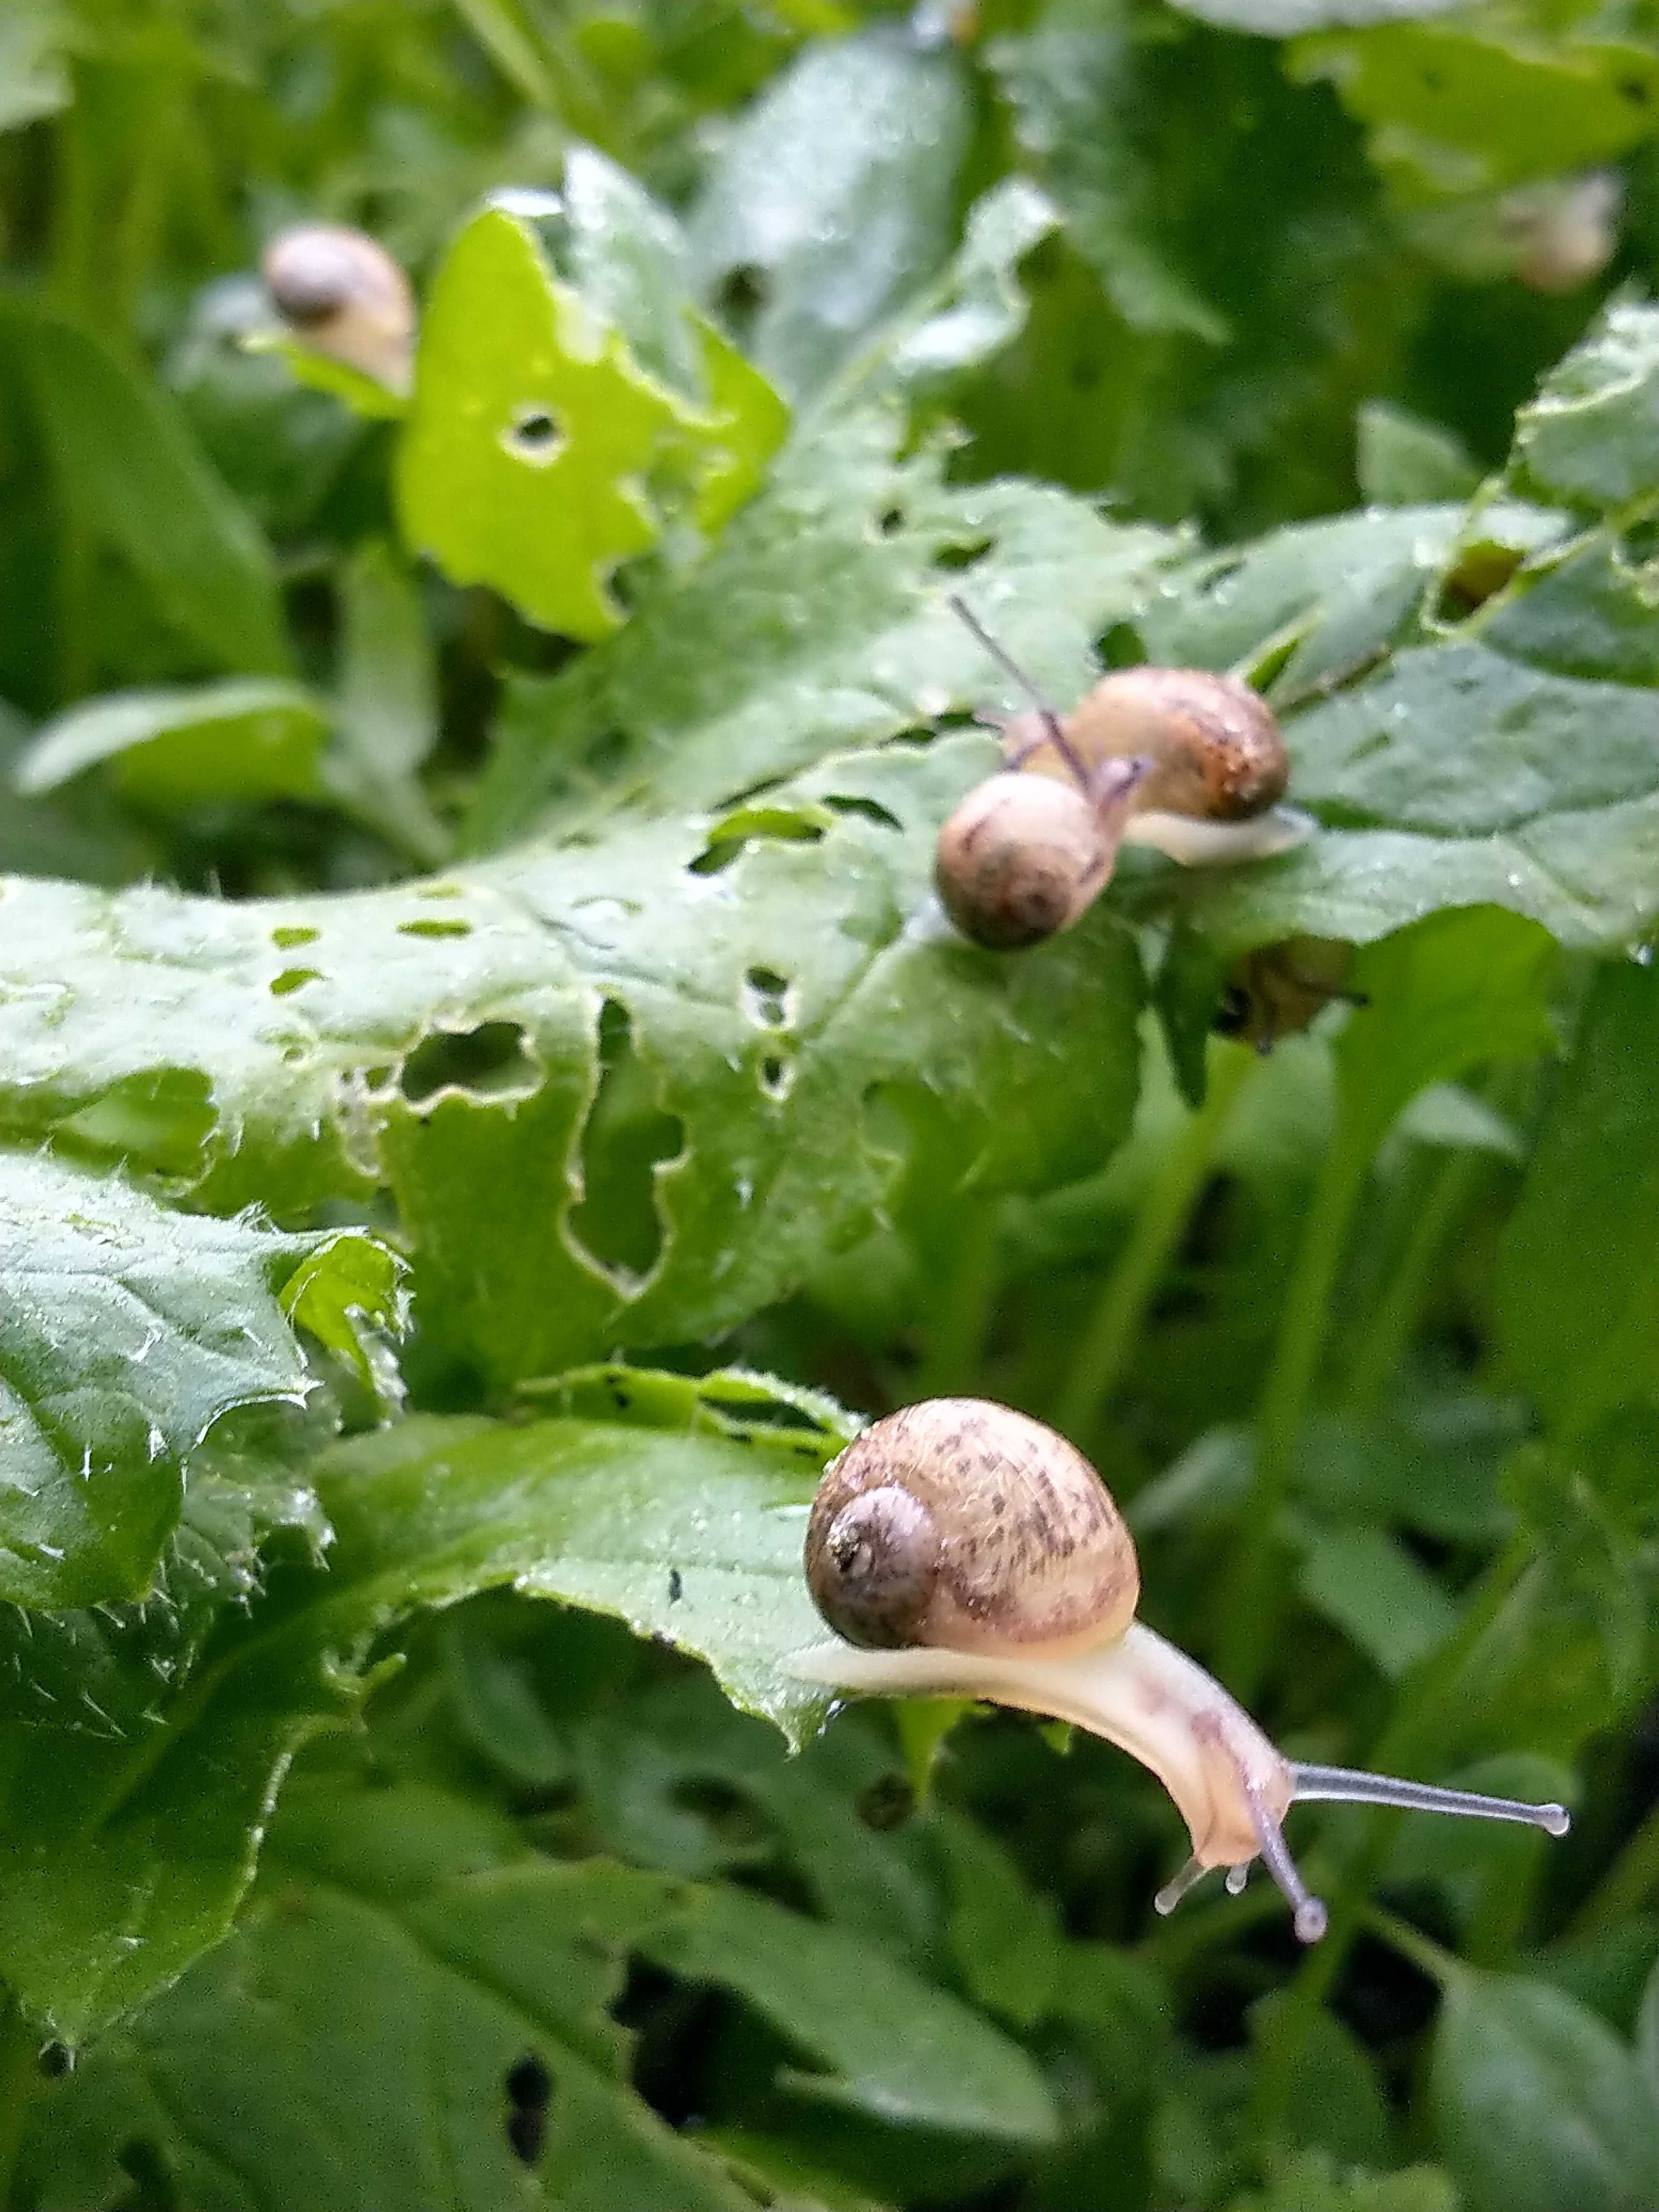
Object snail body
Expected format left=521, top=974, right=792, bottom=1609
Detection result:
left=798, top=1397, right=1571, bottom=1943
left=262, top=224, right=415, bottom=394
left=935, top=599, right=1312, bottom=951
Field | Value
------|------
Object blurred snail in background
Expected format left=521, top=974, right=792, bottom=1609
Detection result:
left=1214, top=936, right=1367, bottom=1055
left=262, top=224, right=415, bottom=395
left=797, top=1398, right=1570, bottom=1943
left=935, top=598, right=1312, bottom=950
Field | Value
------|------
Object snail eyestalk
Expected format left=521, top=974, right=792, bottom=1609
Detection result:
left=1290, top=1762, right=1572, bottom=1836
left=946, top=593, right=1093, bottom=794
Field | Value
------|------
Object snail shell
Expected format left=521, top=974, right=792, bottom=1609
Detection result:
left=1006, top=667, right=1289, bottom=822
left=261, top=224, right=415, bottom=391
left=934, top=758, right=1148, bottom=951
left=933, top=772, right=1116, bottom=951
left=804, top=1397, right=1139, bottom=1653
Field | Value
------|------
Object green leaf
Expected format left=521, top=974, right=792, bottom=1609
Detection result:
left=1295, top=1521, right=1457, bottom=1677
left=1224, top=2150, right=1458, bottom=2212
left=1478, top=542, right=1659, bottom=688
left=13, top=679, right=332, bottom=807
left=686, top=28, right=972, bottom=399
left=24, top=1777, right=1055, bottom=2210
left=932, top=1814, right=1063, bottom=2028
left=247, top=327, right=409, bottom=420
left=0, top=1368, right=841, bottom=2039
left=1498, top=961, right=1659, bottom=1439
left=1513, top=297, right=1659, bottom=515
left=1291, top=25, right=1659, bottom=197
left=856, top=176, right=1060, bottom=402
left=1247, top=1996, right=1393, bottom=2170
left=0, top=1147, right=398, bottom=1607
left=1331, top=907, right=1557, bottom=1166
left=1148, top=630, right=1659, bottom=975
left=331, top=539, right=449, bottom=862
left=0, top=510, right=1150, bottom=1382
left=396, top=203, right=684, bottom=638
left=1356, top=402, right=1479, bottom=506
left=14, top=310, right=291, bottom=676
left=1431, top=1970, right=1659, bottom=2212
left=990, top=15, right=1230, bottom=342
left=641, top=1881, right=1057, bottom=2144
left=539, top=146, right=789, bottom=531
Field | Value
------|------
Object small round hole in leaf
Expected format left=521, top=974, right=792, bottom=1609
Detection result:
left=503, top=407, right=565, bottom=464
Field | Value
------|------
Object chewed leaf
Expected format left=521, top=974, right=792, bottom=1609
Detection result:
left=19, top=1775, right=1055, bottom=2204
left=397, top=206, right=676, bottom=638
left=395, top=193, right=786, bottom=642
left=0, top=1147, right=401, bottom=1607
left=0, top=1383, right=842, bottom=2039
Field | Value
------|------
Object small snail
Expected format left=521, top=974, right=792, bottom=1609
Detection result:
left=797, top=1398, right=1570, bottom=1943
left=935, top=599, right=1312, bottom=951
left=1214, top=937, right=1367, bottom=1056
left=262, top=224, right=415, bottom=395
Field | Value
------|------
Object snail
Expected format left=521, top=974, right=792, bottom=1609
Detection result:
left=796, top=1398, right=1570, bottom=1943
left=1214, top=937, right=1367, bottom=1056
left=935, top=598, right=1312, bottom=951
left=261, top=224, right=415, bottom=395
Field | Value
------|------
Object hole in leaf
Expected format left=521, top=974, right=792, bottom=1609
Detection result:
left=742, top=965, right=793, bottom=1028
left=399, top=1021, right=538, bottom=1106
left=567, top=999, right=683, bottom=1286
left=398, top=917, right=473, bottom=939
left=698, top=1392, right=826, bottom=1435
left=116, top=2139, right=175, bottom=2198
left=933, top=536, right=992, bottom=571
left=417, top=882, right=464, bottom=899
left=1098, top=621, right=1145, bottom=670
left=52, top=1067, right=217, bottom=1179
left=759, top=1053, right=793, bottom=1101
left=715, top=262, right=769, bottom=323
left=271, top=924, right=319, bottom=949
left=364, top=1064, right=393, bottom=1088
left=877, top=507, right=906, bottom=536
left=269, top=967, right=322, bottom=997
left=505, top=2053, right=553, bottom=2164
left=687, top=807, right=826, bottom=875
left=822, top=793, right=902, bottom=830
left=503, top=407, right=565, bottom=465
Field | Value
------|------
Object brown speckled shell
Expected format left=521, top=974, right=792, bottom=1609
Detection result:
left=805, top=1398, right=1139, bottom=1652
left=1005, top=668, right=1287, bottom=821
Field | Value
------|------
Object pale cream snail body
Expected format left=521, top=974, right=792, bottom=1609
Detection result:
left=262, top=223, right=416, bottom=396
left=794, top=1398, right=1570, bottom=1944
left=934, top=598, right=1313, bottom=952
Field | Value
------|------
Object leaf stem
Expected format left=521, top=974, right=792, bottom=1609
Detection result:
left=1341, top=1141, right=1485, bottom=1412
left=1057, top=1042, right=1254, bottom=1449
left=1218, top=1134, right=1368, bottom=1701
left=0, top=1993, right=38, bottom=2211
left=1364, top=1906, right=1460, bottom=1989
